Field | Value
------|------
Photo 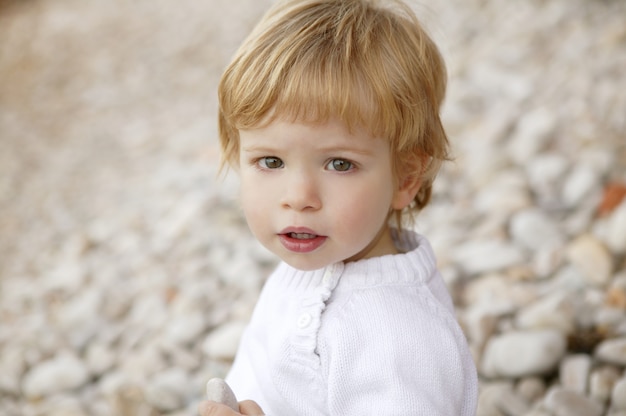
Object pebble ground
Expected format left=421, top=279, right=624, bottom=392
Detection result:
left=1, top=0, right=625, bottom=415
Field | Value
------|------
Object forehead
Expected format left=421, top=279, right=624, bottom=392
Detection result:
left=239, top=117, right=387, bottom=152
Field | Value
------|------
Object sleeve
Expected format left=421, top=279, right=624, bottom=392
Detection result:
left=318, top=286, right=478, bottom=416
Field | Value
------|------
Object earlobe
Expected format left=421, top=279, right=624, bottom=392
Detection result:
left=392, top=174, right=422, bottom=210
left=391, top=153, right=426, bottom=210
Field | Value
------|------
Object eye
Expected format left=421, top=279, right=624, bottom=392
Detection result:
left=326, top=159, right=353, bottom=172
left=258, top=156, right=284, bottom=169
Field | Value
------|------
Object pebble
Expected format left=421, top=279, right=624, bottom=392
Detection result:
left=165, top=311, right=206, bottom=345
left=516, top=377, right=546, bottom=403
left=509, top=207, right=564, bottom=250
left=57, top=287, right=104, bottom=349
left=566, top=234, right=614, bottom=286
left=206, top=378, right=239, bottom=411
left=452, top=239, right=525, bottom=275
left=144, top=368, right=190, bottom=412
left=595, top=337, right=626, bottom=366
left=544, top=387, right=605, bottom=416
left=480, top=330, right=566, bottom=378
left=507, top=107, right=556, bottom=165
left=1, top=0, right=626, bottom=414
left=515, top=291, right=576, bottom=333
left=39, top=395, right=88, bottom=416
left=0, top=344, right=25, bottom=395
left=559, top=354, right=591, bottom=393
left=21, top=352, right=90, bottom=399
left=85, top=342, right=116, bottom=376
left=561, top=164, right=601, bottom=208
left=612, top=378, right=626, bottom=411
left=496, top=388, right=531, bottom=416
left=202, top=321, right=247, bottom=361
left=525, top=153, right=568, bottom=202
left=605, top=200, right=626, bottom=253
left=473, top=171, right=532, bottom=216
left=590, top=366, right=622, bottom=403
left=476, top=382, right=519, bottom=416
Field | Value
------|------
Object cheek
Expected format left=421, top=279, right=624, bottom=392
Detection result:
left=334, top=182, right=393, bottom=233
left=239, top=175, right=265, bottom=226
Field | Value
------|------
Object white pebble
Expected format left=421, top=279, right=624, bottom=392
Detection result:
left=165, top=311, right=206, bottom=345
left=515, top=291, right=576, bottom=333
left=464, top=274, right=537, bottom=316
left=44, top=261, right=86, bottom=294
left=606, top=200, right=626, bottom=253
left=561, top=165, right=600, bottom=208
left=595, top=337, right=626, bottom=366
left=565, top=234, right=613, bottom=286
left=57, top=288, right=103, bottom=349
left=0, top=344, right=25, bottom=395
left=476, top=381, right=518, bottom=416
left=206, top=378, right=239, bottom=411
left=202, top=321, right=247, bottom=360
left=473, top=171, right=531, bottom=216
left=612, top=377, right=626, bottom=410
left=559, top=354, right=591, bottom=393
left=589, top=366, right=621, bottom=403
left=544, top=387, right=605, bottom=416
left=453, top=239, right=525, bottom=275
left=516, top=377, right=546, bottom=403
left=22, top=352, right=90, bottom=399
left=509, top=208, right=564, bottom=250
left=481, top=330, right=566, bottom=378
left=40, top=395, right=88, bottom=416
left=144, top=368, right=190, bottom=412
left=525, top=153, right=568, bottom=197
left=507, top=107, right=556, bottom=165
left=85, top=342, right=116, bottom=376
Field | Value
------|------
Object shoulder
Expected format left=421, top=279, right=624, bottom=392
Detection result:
left=323, top=284, right=465, bottom=355
left=318, top=286, right=478, bottom=415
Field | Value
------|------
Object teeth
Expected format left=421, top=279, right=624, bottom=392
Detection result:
left=289, top=232, right=316, bottom=239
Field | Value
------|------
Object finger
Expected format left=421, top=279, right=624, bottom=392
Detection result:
left=238, top=400, right=265, bottom=415
left=198, top=400, right=240, bottom=416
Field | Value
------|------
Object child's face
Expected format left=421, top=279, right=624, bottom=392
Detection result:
left=238, top=118, right=408, bottom=271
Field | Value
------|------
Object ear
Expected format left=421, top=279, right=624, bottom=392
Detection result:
left=391, top=154, right=426, bottom=210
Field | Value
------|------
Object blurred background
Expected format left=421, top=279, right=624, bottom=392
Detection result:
left=1, top=0, right=625, bottom=415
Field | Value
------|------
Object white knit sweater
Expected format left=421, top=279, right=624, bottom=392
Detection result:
left=226, top=231, right=478, bottom=415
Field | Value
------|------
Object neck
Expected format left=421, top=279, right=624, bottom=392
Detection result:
left=344, top=224, right=398, bottom=263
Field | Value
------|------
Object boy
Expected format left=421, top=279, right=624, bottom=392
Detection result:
left=200, top=0, right=478, bottom=414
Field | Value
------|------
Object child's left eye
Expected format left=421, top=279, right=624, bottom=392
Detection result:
left=326, top=159, right=353, bottom=172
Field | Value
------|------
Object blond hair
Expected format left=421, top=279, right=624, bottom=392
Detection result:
left=218, top=0, right=450, bottom=222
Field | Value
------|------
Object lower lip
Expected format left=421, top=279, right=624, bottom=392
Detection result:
left=279, top=234, right=327, bottom=253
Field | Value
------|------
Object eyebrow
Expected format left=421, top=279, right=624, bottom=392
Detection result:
left=241, top=145, right=376, bottom=157
left=240, top=145, right=278, bottom=153
left=318, top=145, right=376, bottom=156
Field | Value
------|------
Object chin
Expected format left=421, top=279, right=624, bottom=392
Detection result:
left=281, top=256, right=330, bottom=272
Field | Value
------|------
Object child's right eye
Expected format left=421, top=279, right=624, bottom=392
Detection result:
left=258, top=157, right=284, bottom=169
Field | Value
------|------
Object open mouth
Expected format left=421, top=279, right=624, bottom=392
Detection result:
left=286, top=232, right=317, bottom=239
left=279, top=229, right=327, bottom=253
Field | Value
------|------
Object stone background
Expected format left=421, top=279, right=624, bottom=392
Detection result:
left=1, top=0, right=625, bottom=415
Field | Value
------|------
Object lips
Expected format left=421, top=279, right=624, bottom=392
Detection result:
left=278, top=227, right=327, bottom=253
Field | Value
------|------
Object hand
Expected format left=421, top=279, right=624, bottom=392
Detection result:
left=198, top=400, right=265, bottom=416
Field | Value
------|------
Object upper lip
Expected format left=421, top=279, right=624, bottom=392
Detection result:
left=279, top=226, right=322, bottom=236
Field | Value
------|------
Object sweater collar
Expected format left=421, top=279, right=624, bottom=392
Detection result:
left=275, top=230, right=438, bottom=292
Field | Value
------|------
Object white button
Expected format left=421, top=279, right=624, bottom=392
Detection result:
left=297, top=313, right=312, bottom=328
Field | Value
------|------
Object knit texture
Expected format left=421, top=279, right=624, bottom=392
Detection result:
left=226, top=231, right=478, bottom=415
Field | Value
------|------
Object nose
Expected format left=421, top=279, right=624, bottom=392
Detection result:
left=281, top=170, right=322, bottom=212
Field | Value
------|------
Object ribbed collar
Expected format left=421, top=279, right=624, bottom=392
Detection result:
left=269, top=230, right=437, bottom=294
